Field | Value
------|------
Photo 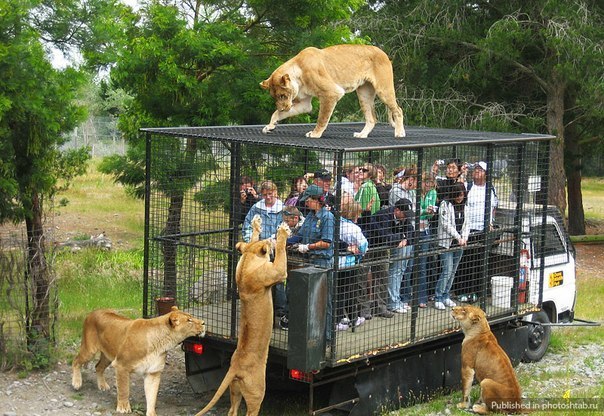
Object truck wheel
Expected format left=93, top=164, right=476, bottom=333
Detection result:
left=521, top=311, right=551, bottom=362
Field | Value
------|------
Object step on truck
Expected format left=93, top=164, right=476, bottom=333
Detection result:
left=141, top=123, right=577, bottom=415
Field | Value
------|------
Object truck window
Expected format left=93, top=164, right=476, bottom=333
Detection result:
left=531, top=223, right=567, bottom=259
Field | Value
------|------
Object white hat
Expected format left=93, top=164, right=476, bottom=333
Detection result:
left=476, top=161, right=487, bottom=171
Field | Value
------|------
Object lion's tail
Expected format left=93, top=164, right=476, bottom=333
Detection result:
left=195, top=369, right=236, bottom=416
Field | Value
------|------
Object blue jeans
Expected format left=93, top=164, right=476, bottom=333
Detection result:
left=435, top=248, right=463, bottom=303
left=388, top=245, right=414, bottom=310
left=417, top=230, right=432, bottom=304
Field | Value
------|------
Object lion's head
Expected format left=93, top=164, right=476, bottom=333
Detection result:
left=235, top=239, right=274, bottom=260
left=260, top=74, right=296, bottom=112
left=167, top=306, right=205, bottom=338
left=451, top=305, right=489, bottom=335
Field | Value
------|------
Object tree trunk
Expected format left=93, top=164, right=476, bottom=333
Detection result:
left=545, top=74, right=567, bottom=214
left=162, top=192, right=183, bottom=298
left=564, top=91, right=585, bottom=235
left=25, top=192, right=52, bottom=354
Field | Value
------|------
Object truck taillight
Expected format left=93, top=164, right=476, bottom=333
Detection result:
left=183, top=341, right=204, bottom=355
left=289, top=369, right=312, bottom=383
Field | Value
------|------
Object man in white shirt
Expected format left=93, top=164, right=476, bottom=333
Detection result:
left=455, top=161, right=498, bottom=300
left=465, top=161, right=498, bottom=232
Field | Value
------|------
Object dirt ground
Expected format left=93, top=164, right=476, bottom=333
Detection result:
left=0, top=244, right=601, bottom=416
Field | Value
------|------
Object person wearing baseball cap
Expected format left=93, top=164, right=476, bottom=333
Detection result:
left=455, top=161, right=498, bottom=300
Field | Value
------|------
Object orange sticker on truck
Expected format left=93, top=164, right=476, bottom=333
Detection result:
left=549, top=271, right=563, bottom=288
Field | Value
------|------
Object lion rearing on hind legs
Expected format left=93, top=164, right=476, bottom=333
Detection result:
left=195, top=215, right=290, bottom=416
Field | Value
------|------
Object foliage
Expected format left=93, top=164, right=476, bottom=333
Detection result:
left=354, top=0, right=604, bottom=232
left=0, top=0, right=128, bottom=367
left=103, top=0, right=364, bottom=198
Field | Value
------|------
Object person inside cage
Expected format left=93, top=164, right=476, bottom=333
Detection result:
left=241, top=180, right=284, bottom=242
left=431, top=158, right=468, bottom=205
left=434, top=181, right=468, bottom=310
left=340, top=164, right=359, bottom=197
left=361, top=198, right=414, bottom=318
left=273, top=205, right=304, bottom=331
left=355, top=163, right=380, bottom=221
left=296, top=168, right=335, bottom=214
left=236, top=175, right=260, bottom=222
left=284, top=176, right=308, bottom=207
left=334, top=196, right=369, bottom=331
left=374, top=163, right=391, bottom=208
left=454, top=161, right=499, bottom=302
left=289, top=184, right=335, bottom=339
left=417, top=172, right=438, bottom=308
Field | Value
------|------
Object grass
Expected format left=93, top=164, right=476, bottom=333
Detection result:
left=581, top=177, right=604, bottom=222
left=48, top=160, right=604, bottom=415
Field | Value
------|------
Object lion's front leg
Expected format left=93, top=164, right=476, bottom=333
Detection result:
left=456, top=366, right=475, bottom=409
left=143, top=371, right=162, bottom=416
left=250, top=215, right=262, bottom=242
left=263, top=98, right=313, bottom=134
left=265, top=222, right=290, bottom=286
left=307, top=95, right=340, bottom=138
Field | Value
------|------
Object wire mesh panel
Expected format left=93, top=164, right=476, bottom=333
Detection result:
left=143, top=123, right=552, bottom=365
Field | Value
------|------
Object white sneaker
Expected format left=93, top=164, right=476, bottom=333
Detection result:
left=434, top=301, right=446, bottom=310
left=336, top=322, right=349, bottom=331
left=402, top=303, right=411, bottom=310
left=392, top=306, right=409, bottom=313
left=444, top=299, right=457, bottom=307
left=354, top=317, right=366, bottom=327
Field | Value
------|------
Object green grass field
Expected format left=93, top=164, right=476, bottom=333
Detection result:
left=52, top=161, right=604, bottom=415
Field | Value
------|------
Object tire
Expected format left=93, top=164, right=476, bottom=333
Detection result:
left=521, top=311, right=551, bottom=362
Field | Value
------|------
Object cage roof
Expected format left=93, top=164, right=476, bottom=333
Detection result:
left=141, top=123, right=554, bottom=152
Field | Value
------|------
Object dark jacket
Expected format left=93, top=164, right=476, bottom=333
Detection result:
left=361, top=206, right=414, bottom=249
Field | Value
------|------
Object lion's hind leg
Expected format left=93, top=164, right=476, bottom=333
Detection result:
left=72, top=328, right=100, bottom=390
left=354, top=83, right=377, bottom=138
left=374, top=84, right=405, bottom=138
left=477, top=378, right=521, bottom=414
left=227, top=380, right=243, bottom=416
left=95, top=353, right=112, bottom=391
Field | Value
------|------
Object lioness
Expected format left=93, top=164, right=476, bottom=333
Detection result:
left=452, top=305, right=522, bottom=414
left=260, top=44, right=405, bottom=139
left=196, top=216, right=290, bottom=416
left=72, top=306, right=205, bottom=416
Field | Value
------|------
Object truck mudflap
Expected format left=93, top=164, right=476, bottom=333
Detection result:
left=321, top=324, right=528, bottom=415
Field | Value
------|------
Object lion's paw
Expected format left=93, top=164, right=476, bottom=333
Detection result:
left=251, top=215, right=262, bottom=233
left=116, top=402, right=131, bottom=414
left=277, top=222, right=291, bottom=238
left=262, top=124, right=275, bottom=134
left=456, top=401, right=470, bottom=410
left=72, top=375, right=82, bottom=390
left=97, top=380, right=111, bottom=391
left=305, top=130, right=323, bottom=138
left=472, top=403, right=488, bottom=415
left=353, top=131, right=368, bottom=138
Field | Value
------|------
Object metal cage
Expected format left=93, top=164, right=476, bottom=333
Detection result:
left=141, top=122, right=553, bottom=366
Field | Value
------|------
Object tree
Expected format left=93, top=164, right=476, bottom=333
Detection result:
left=101, top=0, right=364, bottom=299
left=0, top=0, right=126, bottom=364
left=356, top=0, right=604, bottom=234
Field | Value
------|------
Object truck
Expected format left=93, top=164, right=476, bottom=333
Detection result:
left=140, top=123, right=578, bottom=415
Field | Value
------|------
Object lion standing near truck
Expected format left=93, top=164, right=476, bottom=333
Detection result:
left=71, top=307, right=205, bottom=416
left=260, top=44, right=405, bottom=139
left=195, top=216, right=290, bottom=416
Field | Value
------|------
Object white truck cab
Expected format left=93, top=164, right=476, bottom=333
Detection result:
left=494, top=204, right=576, bottom=361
